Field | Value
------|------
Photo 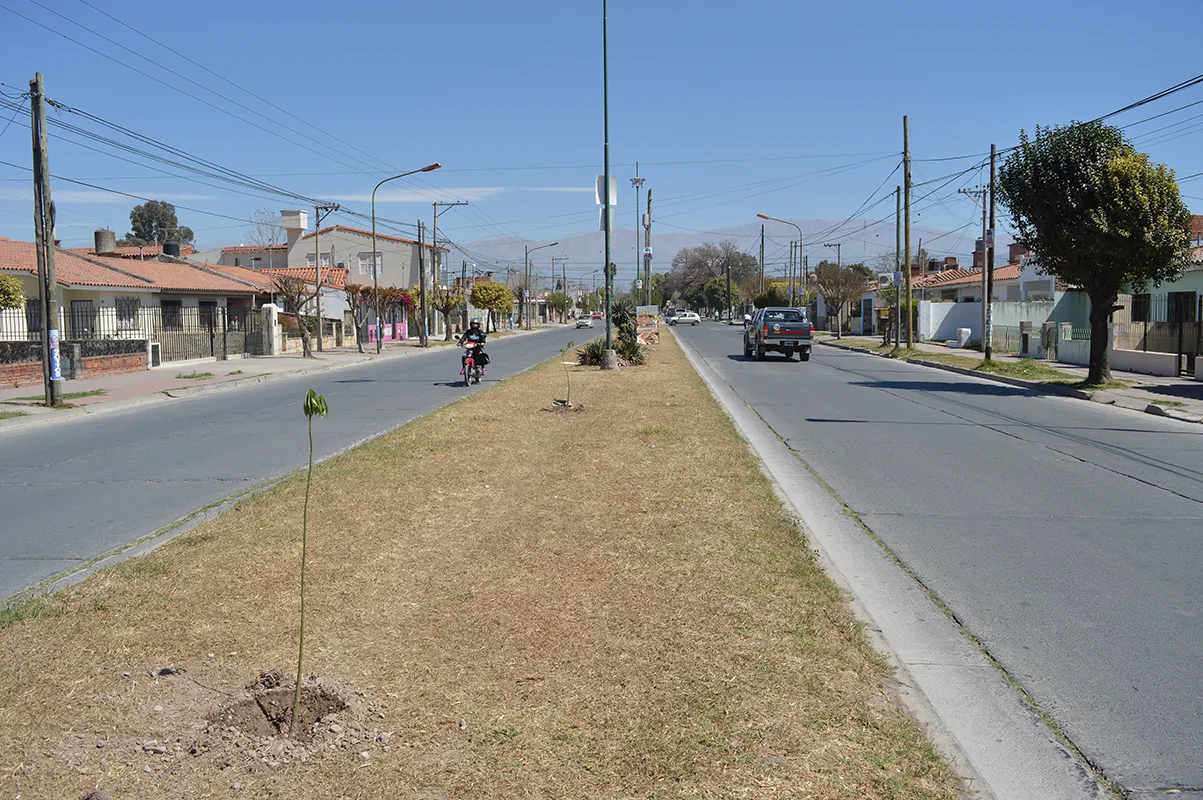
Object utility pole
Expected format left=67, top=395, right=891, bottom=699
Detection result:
left=903, top=115, right=913, bottom=347
left=312, top=203, right=339, bottom=352
left=986, top=143, right=997, bottom=360
left=418, top=220, right=429, bottom=346
left=643, top=188, right=652, bottom=305
left=30, top=72, right=61, bottom=407
left=631, top=165, right=644, bottom=299
left=758, top=224, right=765, bottom=294
left=724, top=252, right=732, bottom=324
left=824, top=242, right=841, bottom=268
left=601, top=0, right=615, bottom=367
left=894, top=185, right=902, bottom=351
left=461, top=259, right=468, bottom=330
left=552, top=255, right=570, bottom=322
left=788, top=241, right=796, bottom=306
left=959, top=186, right=988, bottom=351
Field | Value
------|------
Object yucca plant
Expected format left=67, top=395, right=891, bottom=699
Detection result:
left=577, top=339, right=606, bottom=366
left=615, top=337, right=647, bottom=365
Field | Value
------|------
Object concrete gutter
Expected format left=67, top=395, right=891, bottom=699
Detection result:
left=676, top=333, right=1107, bottom=800
left=817, top=339, right=1203, bottom=425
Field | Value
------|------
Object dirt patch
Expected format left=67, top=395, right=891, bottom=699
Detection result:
left=540, top=401, right=585, bottom=413
left=209, top=676, right=347, bottom=740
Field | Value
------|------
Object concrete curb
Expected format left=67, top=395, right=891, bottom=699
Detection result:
left=676, top=333, right=1106, bottom=800
left=0, top=326, right=564, bottom=435
left=816, top=339, right=1203, bottom=425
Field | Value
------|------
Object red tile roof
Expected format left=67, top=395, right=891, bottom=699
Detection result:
left=0, top=238, right=152, bottom=288
left=265, top=266, right=348, bottom=290
left=79, top=254, right=260, bottom=294
left=220, top=244, right=288, bottom=253
left=914, top=263, right=1021, bottom=289
left=69, top=244, right=195, bottom=258
left=300, top=225, right=448, bottom=252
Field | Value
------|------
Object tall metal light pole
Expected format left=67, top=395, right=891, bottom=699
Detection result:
left=552, top=255, right=570, bottom=322
left=631, top=166, right=645, bottom=295
left=757, top=213, right=803, bottom=306
left=523, top=241, right=558, bottom=329
left=600, top=0, right=617, bottom=368
left=371, top=163, right=441, bottom=353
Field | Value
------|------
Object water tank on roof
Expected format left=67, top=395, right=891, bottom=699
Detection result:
left=163, top=241, right=181, bottom=258
left=94, top=228, right=116, bottom=255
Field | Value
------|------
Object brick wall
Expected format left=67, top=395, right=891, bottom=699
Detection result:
left=0, top=361, right=43, bottom=387
left=81, top=352, right=145, bottom=376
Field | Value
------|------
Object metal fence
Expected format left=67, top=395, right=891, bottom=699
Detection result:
left=1112, top=292, right=1201, bottom=375
left=2, top=304, right=265, bottom=363
left=990, top=325, right=1023, bottom=355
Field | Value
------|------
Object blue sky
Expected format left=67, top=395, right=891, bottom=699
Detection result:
left=1, top=0, right=1201, bottom=282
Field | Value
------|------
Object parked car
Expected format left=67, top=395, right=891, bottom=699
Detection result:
left=669, top=311, right=700, bottom=326
left=576, top=317, right=594, bottom=329
left=744, top=307, right=813, bottom=361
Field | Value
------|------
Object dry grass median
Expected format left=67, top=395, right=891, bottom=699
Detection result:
left=0, top=331, right=962, bottom=799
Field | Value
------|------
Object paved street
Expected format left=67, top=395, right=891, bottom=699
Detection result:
left=0, top=328, right=579, bottom=601
left=676, top=322, right=1203, bottom=800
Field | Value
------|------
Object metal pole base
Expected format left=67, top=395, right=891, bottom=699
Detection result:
left=600, top=349, right=619, bottom=370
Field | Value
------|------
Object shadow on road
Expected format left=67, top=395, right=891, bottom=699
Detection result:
left=849, top=379, right=1038, bottom=397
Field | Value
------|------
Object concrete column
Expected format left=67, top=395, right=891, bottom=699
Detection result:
left=262, top=303, right=281, bottom=356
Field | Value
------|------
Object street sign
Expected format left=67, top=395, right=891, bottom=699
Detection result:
left=599, top=207, right=614, bottom=232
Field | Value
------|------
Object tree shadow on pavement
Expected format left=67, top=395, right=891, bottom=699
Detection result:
left=849, top=380, right=1039, bottom=397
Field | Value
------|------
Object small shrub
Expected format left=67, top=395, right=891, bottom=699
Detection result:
left=577, top=339, right=606, bottom=366
left=615, top=337, right=647, bottom=365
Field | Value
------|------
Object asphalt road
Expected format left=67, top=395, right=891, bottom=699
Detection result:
left=677, top=322, right=1203, bottom=800
left=0, top=327, right=580, bottom=601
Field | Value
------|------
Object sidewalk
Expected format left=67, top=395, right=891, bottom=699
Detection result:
left=818, top=333, right=1203, bottom=423
left=0, top=325, right=554, bottom=432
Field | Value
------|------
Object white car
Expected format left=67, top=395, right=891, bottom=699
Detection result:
left=575, top=317, right=594, bottom=329
left=670, top=311, right=700, bottom=326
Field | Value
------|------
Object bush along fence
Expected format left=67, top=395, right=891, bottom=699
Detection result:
left=0, top=304, right=277, bottom=386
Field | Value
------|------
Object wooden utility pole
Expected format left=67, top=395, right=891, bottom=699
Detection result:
left=903, top=115, right=913, bottom=347
left=758, top=224, right=765, bottom=293
left=644, top=189, right=652, bottom=305
left=418, top=221, right=429, bottom=346
left=461, top=260, right=469, bottom=330
left=894, top=186, right=902, bottom=351
left=30, top=73, right=62, bottom=407
left=986, top=143, right=997, bottom=360
left=788, top=240, right=796, bottom=306
left=311, top=204, right=339, bottom=352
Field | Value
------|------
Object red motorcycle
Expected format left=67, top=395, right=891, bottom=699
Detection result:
left=460, top=340, right=483, bottom=387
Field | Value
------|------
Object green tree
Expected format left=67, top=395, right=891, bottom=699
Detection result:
left=470, top=281, right=513, bottom=333
left=0, top=274, right=23, bottom=310
left=430, top=284, right=467, bottom=340
left=545, top=290, right=571, bottom=323
left=343, top=283, right=373, bottom=353
left=119, top=200, right=195, bottom=246
left=753, top=283, right=789, bottom=308
left=814, top=262, right=870, bottom=339
left=999, top=122, right=1192, bottom=383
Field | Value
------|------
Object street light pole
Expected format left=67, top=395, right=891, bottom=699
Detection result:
left=371, top=163, right=441, bottom=353
left=523, top=241, right=559, bottom=330
left=757, top=213, right=803, bottom=307
left=600, top=0, right=617, bottom=369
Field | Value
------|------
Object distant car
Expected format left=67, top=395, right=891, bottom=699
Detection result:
left=591, top=312, right=604, bottom=319
left=669, top=311, right=700, bottom=326
left=744, top=307, right=813, bottom=361
left=576, top=317, right=594, bottom=329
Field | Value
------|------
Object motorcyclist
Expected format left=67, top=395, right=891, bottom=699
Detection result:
left=458, top=318, right=490, bottom=373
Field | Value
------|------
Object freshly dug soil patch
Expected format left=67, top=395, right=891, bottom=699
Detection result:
left=210, top=681, right=347, bottom=740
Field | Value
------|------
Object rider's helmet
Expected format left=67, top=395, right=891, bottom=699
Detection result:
left=469, top=318, right=481, bottom=329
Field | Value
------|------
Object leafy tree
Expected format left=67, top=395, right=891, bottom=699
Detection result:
left=999, top=122, right=1192, bottom=383
left=343, top=282, right=374, bottom=353
left=430, top=284, right=467, bottom=340
left=0, top=274, right=23, bottom=310
left=545, top=290, right=571, bottom=323
left=753, top=284, right=789, bottom=308
left=379, top=287, right=415, bottom=337
left=576, top=289, right=603, bottom=313
left=274, top=275, right=319, bottom=357
left=470, top=281, right=513, bottom=333
left=666, top=241, right=759, bottom=301
left=119, top=200, right=194, bottom=246
left=628, top=271, right=667, bottom=307
left=814, top=262, right=870, bottom=339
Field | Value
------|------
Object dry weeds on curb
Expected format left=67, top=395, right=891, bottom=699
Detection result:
left=0, top=332, right=963, bottom=800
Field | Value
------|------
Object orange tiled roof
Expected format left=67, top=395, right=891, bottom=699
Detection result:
left=77, top=254, right=260, bottom=294
left=300, top=225, right=448, bottom=252
left=198, top=263, right=275, bottom=291
left=0, top=238, right=153, bottom=288
left=266, top=266, right=348, bottom=290
left=69, top=244, right=195, bottom=258
left=220, top=244, right=287, bottom=253
left=913, top=263, right=1022, bottom=290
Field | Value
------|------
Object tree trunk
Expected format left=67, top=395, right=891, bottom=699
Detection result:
left=1087, top=290, right=1115, bottom=385
left=444, top=311, right=454, bottom=341
left=834, top=304, right=842, bottom=339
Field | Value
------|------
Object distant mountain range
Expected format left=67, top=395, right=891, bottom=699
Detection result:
left=447, top=218, right=1007, bottom=284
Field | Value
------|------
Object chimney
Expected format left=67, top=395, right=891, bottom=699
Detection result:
left=163, top=240, right=181, bottom=258
left=94, top=228, right=117, bottom=255
left=973, top=238, right=985, bottom=269
left=927, top=258, right=940, bottom=273
left=280, top=209, right=308, bottom=255
left=944, top=256, right=958, bottom=269
left=1008, top=242, right=1029, bottom=263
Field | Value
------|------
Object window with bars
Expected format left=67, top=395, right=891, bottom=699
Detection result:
left=116, top=297, right=141, bottom=329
